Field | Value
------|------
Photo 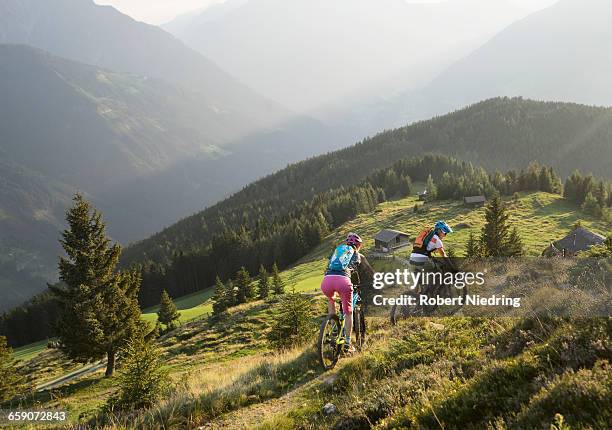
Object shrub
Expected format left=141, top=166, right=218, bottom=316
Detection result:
left=107, top=336, right=169, bottom=412
left=267, top=291, right=316, bottom=350
left=0, top=336, right=25, bottom=402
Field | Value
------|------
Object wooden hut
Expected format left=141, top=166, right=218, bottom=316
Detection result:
left=374, top=229, right=411, bottom=252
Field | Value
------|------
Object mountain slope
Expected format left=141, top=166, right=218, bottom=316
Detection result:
left=0, top=0, right=287, bottom=133
left=164, top=0, right=530, bottom=113
left=0, top=45, right=225, bottom=192
left=122, top=97, right=612, bottom=270
left=0, top=159, right=73, bottom=312
left=0, top=45, right=343, bottom=311
left=378, top=0, right=612, bottom=130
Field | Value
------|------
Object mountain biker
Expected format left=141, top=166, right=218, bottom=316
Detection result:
left=321, top=232, right=373, bottom=354
left=409, top=220, right=453, bottom=268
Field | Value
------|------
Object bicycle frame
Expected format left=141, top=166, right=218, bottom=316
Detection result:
left=335, top=287, right=361, bottom=345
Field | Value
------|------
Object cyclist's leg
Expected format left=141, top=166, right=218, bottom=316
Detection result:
left=320, top=275, right=338, bottom=315
left=409, top=260, right=426, bottom=292
left=336, top=277, right=354, bottom=348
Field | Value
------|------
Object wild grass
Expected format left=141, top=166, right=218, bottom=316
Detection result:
left=255, top=314, right=610, bottom=430
left=92, top=346, right=322, bottom=429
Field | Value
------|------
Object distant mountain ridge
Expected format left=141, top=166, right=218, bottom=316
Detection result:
left=0, top=45, right=224, bottom=192
left=372, top=0, right=612, bottom=131
left=164, top=0, right=530, bottom=113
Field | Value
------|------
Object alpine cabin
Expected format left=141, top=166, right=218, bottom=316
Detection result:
left=374, top=229, right=411, bottom=252
left=464, top=195, right=486, bottom=207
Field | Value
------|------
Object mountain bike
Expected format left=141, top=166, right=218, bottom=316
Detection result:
left=390, top=257, right=466, bottom=325
left=317, top=283, right=366, bottom=370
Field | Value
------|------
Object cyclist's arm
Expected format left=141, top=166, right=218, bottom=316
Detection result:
left=357, top=253, right=375, bottom=278
left=428, top=235, right=446, bottom=258
left=432, top=247, right=447, bottom=258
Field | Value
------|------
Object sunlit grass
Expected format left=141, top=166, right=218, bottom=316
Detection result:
left=141, top=288, right=214, bottom=325
left=12, top=338, right=50, bottom=361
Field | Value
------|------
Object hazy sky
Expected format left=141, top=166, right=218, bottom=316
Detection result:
left=96, top=0, right=560, bottom=25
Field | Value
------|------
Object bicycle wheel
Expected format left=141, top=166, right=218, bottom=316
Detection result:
left=318, top=314, right=341, bottom=370
left=390, top=292, right=421, bottom=325
left=353, top=307, right=366, bottom=350
left=437, top=283, right=468, bottom=315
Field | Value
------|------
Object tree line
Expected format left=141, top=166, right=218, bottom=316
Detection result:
left=211, top=263, right=285, bottom=317
left=563, top=170, right=612, bottom=221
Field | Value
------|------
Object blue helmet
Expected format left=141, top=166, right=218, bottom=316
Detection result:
left=434, top=220, right=453, bottom=234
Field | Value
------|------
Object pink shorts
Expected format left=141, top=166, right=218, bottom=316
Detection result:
left=321, top=275, right=354, bottom=313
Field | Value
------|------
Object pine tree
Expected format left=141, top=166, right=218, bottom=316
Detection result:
left=157, top=290, right=180, bottom=330
left=465, top=231, right=480, bottom=257
left=107, top=336, right=169, bottom=411
left=582, top=192, right=603, bottom=218
left=0, top=335, right=25, bottom=402
left=480, top=194, right=510, bottom=257
left=225, top=279, right=236, bottom=307
left=271, top=262, right=285, bottom=295
left=538, top=166, right=553, bottom=193
left=50, top=194, right=143, bottom=377
left=257, top=265, right=270, bottom=299
left=506, top=227, right=524, bottom=257
left=151, top=322, right=162, bottom=339
left=593, top=181, right=607, bottom=207
left=212, top=276, right=228, bottom=315
left=399, top=175, right=413, bottom=197
left=234, top=266, right=254, bottom=304
left=549, top=167, right=563, bottom=194
left=426, top=174, right=438, bottom=201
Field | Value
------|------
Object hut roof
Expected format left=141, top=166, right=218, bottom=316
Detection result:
left=464, top=195, right=486, bottom=204
left=374, top=229, right=409, bottom=243
left=553, top=227, right=605, bottom=253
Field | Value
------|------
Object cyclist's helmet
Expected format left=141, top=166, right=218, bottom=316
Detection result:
left=346, top=232, right=363, bottom=247
left=434, top=220, right=453, bottom=234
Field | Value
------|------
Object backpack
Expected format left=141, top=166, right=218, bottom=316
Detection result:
left=413, top=227, right=436, bottom=255
left=328, top=244, right=355, bottom=272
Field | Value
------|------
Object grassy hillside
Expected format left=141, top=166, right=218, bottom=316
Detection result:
left=5, top=190, right=608, bottom=428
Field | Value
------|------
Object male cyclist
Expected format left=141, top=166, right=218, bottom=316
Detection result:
left=321, top=232, right=373, bottom=354
left=409, top=220, right=453, bottom=267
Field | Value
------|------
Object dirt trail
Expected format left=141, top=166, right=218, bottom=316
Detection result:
left=198, top=372, right=336, bottom=430
left=36, top=361, right=106, bottom=391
